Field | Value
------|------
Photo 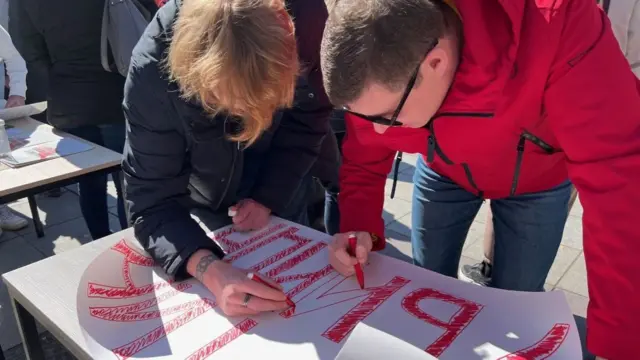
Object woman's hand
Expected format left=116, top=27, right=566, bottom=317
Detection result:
left=328, top=232, right=373, bottom=276
left=230, top=199, right=271, bottom=232
left=187, top=250, right=288, bottom=316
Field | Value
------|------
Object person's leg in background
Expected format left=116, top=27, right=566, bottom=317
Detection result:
left=65, top=125, right=113, bottom=239
left=461, top=185, right=579, bottom=286
left=99, top=122, right=128, bottom=229
left=411, top=156, right=483, bottom=276
left=489, top=180, right=572, bottom=291
left=458, top=208, right=494, bottom=285
left=321, top=110, right=347, bottom=235
left=322, top=130, right=345, bottom=235
left=0, top=67, right=29, bottom=232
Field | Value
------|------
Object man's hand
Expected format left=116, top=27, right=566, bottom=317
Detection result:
left=230, top=199, right=271, bottom=232
left=328, top=232, right=373, bottom=276
left=186, top=249, right=288, bottom=316
left=5, top=95, right=25, bottom=108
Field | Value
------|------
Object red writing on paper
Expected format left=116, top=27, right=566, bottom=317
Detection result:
left=222, top=224, right=410, bottom=344
left=90, top=282, right=193, bottom=322
left=87, top=240, right=171, bottom=300
left=215, top=223, right=288, bottom=253
left=34, top=145, right=56, bottom=159
left=87, top=240, right=219, bottom=359
left=112, top=298, right=217, bottom=360
left=497, top=323, right=570, bottom=360
left=186, top=318, right=258, bottom=360
left=401, top=288, right=484, bottom=358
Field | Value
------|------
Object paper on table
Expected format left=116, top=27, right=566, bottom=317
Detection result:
left=0, top=101, right=47, bottom=121
left=335, top=323, right=438, bottom=360
left=77, top=217, right=582, bottom=360
left=0, top=138, right=93, bottom=167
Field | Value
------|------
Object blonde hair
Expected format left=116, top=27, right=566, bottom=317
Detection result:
left=168, top=0, right=299, bottom=145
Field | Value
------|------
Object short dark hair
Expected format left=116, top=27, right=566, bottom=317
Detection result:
left=320, top=0, right=447, bottom=106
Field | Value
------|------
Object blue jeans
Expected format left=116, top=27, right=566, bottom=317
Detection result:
left=411, top=156, right=571, bottom=292
left=66, top=123, right=127, bottom=239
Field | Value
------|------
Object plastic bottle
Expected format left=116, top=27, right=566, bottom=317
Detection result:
left=0, top=119, right=11, bottom=155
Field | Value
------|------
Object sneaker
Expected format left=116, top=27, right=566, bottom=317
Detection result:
left=458, top=261, right=492, bottom=286
left=0, top=205, right=29, bottom=231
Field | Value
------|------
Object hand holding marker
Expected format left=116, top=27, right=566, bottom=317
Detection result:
left=247, top=272, right=296, bottom=311
left=348, top=234, right=365, bottom=289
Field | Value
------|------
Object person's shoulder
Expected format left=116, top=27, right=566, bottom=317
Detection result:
left=287, top=0, right=328, bottom=66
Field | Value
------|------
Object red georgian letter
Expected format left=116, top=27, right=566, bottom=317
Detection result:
left=497, top=323, right=570, bottom=360
left=87, top=241, right=219, bottom=360
left=185, top=319, right=258, bottom=360
left=401, top=288, right=484, bottom=357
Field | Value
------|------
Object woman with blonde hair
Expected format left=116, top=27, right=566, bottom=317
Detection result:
left=122, top=0, right=331, bottom=316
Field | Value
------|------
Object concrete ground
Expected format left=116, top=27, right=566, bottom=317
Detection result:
left=0, top=154, right=590, bottom=359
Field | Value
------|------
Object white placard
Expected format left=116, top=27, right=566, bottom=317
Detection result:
left=77, top=217, right=581, bottom=360
left=335, top=323, right=439, bottom=360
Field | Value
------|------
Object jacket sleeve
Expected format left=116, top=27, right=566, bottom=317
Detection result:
left=544, top=1, right=640, bottom=358
left=250, top=75, right=333, bottom=214
left=122, top=64, right=225, bottom=279
left=8, top=0, right=50, bottom=71
left=0, top=25, right=27, bottom=97
left=338, top=114, right=395, bottom=250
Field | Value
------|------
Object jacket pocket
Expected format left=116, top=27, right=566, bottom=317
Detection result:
left=510, top=130, right=558, bottom=196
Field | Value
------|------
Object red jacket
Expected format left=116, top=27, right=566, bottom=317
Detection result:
left=339, top=0, right=640, bottom=358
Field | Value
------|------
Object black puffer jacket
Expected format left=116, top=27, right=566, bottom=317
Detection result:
left=8, top=0, right=134, bottom=129
left=122, top=0, right=333, bottom=278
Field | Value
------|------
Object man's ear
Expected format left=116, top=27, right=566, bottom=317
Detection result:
left=423, top=47, right=449, bottom=79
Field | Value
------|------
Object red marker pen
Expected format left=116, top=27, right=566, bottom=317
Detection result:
left=348, top=234, right=365, bottom=289
left=247, top=272, right=296, bottom=309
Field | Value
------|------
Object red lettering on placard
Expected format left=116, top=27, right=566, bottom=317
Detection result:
left=87, top=281, right=177, bottom=299
left=112, top=298, right=216, bottom=360
left=185, top=319, right=258, bottom=360
left=224, top=227, right=304, bottom=264
left=90, top=282, right=192, bottom=322
left=88, top=240, right=162, bottom=299
left=322, top=276, right=410, bottom=343
left=215, top=223, right=288, bottom=253
left=402, top=288, right=484, bottom=358
left=271, top=252, right=409, bottom=343
left=497, top=323, right=570, bottom=360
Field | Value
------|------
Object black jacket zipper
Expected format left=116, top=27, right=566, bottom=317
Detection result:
left=426, top=112, right=494, bottom=197
left=390, top=151, right=403, bottom=199
left=510, top=130, right=557, bottom=196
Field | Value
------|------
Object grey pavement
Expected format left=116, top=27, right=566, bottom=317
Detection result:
left=0, top=157, right=589, bottom=359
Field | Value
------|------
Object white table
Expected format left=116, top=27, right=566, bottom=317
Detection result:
left=2, top=229, right=129, bottom=360
left=0, top=117, right=122, bottom=237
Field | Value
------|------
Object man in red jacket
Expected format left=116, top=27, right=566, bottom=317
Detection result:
left=321, top=0, right=640, bottom=359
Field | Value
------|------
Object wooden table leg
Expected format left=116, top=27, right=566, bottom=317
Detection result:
left=27, top=195, right=45, bottom=238
left=12, top=299, right=45, bottom=360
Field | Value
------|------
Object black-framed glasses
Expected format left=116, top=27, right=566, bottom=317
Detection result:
left=344, top=39, right=439, bottom=127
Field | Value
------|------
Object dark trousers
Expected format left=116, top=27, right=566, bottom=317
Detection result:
left=66, top=123, right=128, bottom=239
left=322, top=131, right=345, bottom=235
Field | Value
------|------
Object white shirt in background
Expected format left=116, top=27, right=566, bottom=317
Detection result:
left=604, top=0, right=640, bottom=78
left=0, top=24, right=26, bottom=98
